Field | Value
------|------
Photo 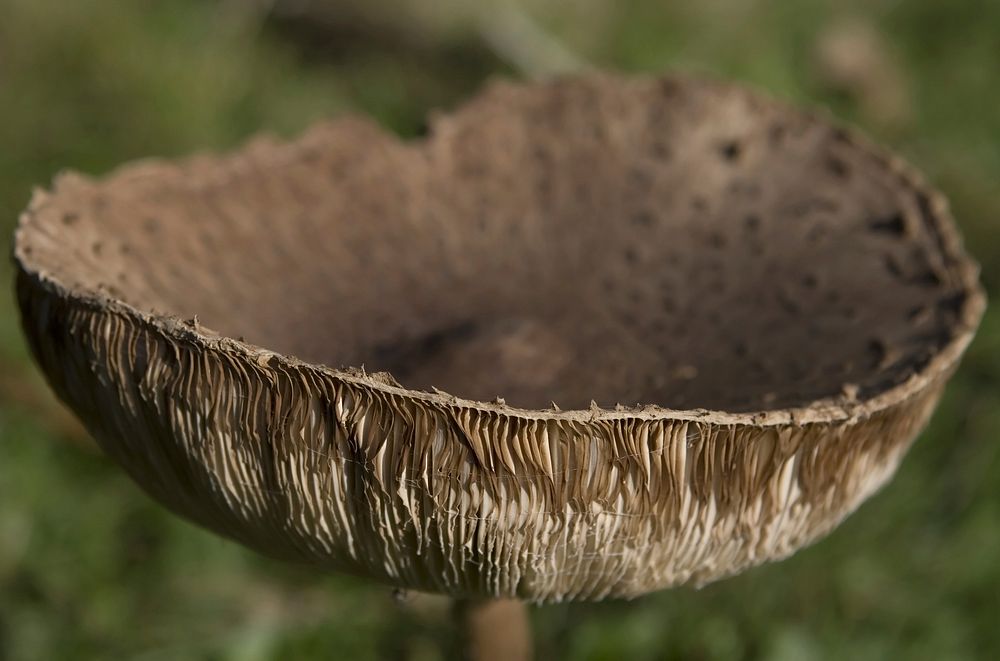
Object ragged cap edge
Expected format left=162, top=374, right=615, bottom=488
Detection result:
left=11, top=71, right=986, bottom=430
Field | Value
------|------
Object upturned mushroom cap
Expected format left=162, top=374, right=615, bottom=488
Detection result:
left=14, top=73, right=984, bottom=602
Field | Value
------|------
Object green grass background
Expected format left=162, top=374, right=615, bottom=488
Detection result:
left=1, top=1, right=998, bottom=659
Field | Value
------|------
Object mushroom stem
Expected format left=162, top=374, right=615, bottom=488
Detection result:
left=453, top=598, right=532, bottom=661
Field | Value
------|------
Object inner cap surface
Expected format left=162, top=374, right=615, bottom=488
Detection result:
left=18, top=74, right=977, bottom=413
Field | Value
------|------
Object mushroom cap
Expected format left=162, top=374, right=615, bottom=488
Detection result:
left=14, top=73, right=984, bottom=602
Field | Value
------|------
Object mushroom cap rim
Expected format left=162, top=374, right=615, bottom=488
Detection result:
left=13, top=72, right=987, bottom=430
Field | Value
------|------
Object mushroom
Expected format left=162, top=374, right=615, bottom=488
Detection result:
left=13, top=73, right=984, bottom=657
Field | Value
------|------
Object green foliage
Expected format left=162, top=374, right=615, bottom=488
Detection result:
left=1, top=0, right=997, bottom=658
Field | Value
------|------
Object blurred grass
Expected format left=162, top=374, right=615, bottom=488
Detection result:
left=1, top=0, right=998, bottom=659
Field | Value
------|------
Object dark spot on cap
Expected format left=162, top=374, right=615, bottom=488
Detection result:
left=719, top=140, right=742, bottom=162
left=868, top=213, right=906, bottom=237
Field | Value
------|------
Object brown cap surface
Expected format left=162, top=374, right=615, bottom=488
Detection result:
left=14, top=73, right=984, bottom=601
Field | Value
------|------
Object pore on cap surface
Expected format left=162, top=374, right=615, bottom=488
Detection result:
left=14, top=74, right=984, bottom=601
